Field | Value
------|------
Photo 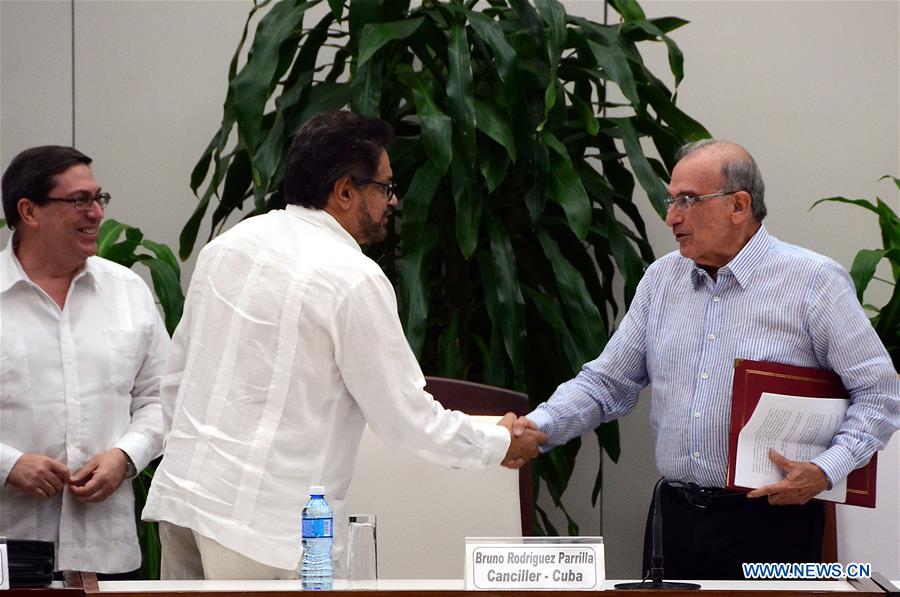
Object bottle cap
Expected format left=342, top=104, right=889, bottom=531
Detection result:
left=309, top=485, right=326, bottom=496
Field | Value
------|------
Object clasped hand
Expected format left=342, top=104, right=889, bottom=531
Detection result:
left=497, top=413, right=546, bottom=469
left=6, top=448, right=130, bottom=503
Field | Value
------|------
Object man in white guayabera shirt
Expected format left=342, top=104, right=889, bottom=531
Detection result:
left=142, top=110, right=546, bottom=580
left=0, top=146, right=168, bottom=576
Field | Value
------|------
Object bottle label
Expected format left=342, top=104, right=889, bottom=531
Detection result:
left=302, top=517, right=333, bottom=538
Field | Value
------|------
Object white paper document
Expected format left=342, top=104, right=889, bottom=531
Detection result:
left=734, top=392, right=849, bottom=502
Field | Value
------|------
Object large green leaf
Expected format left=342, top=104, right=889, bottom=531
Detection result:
left=544, top=131, right=591, bottom=239
left=478, top=139, right=511, bottom=194
left=534, top=0, right=566, bottom=123
left=450, top=156, right=481, bottom=259
left=465, top=9, right=518, bottom=83
left=611, top=116, right=669, bottom=217
left=810, top=195, right=879, bottom=215
left=397, top=232, right=437, bottom=357
left=358, top=18, right=424, bottom=65
left=437, top=310, right=464, bottom=378
left=137, top=255, right=184, bottom=336
left=522, top=285, right=585, bottom=373
left=536, top=227, right=606, bottom=364
left=97, top=219, right=127, bottom=257
left=409, top=76, right=454, bottom=174
left=103, top=226, right=144, bottom=267
left=140, top=239, right=181, bottom=279
left=351, top=53, right=384, bottom=117
left=475, top=99, right=517, bottom=162
left=585, top=37, right=641, bottom=108
left=478, top=210, right=527, bottom=387
left=400, top=161, right=442, bottom=246
left=226, top=0, right=313, bottom=152
left=621, top=19, right=684, bottom=85
left=849, top=249, right=888, bottom=302
left=447, top=21, right=477, bottom=162
left=609, top=0, right=646, bottom=21
left=97, top=219, right=184, bottom=338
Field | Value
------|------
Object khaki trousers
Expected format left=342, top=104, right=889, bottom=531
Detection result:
left=158, top=521, right=297, bottom=581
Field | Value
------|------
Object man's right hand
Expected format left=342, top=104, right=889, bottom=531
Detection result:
left=498, top=413, right=546, bottom=469
left=6, top=453, right=70, bottom=500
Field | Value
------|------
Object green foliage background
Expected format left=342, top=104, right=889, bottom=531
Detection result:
left=812, top=176, right=900, bottom=368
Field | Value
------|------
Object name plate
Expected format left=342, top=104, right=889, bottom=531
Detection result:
left=1, top=538, right=9, bottom=590
left=465, top=537, right=604, bottom=590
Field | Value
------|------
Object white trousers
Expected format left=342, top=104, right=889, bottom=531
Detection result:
left=158, top=521, right=297, bottom=580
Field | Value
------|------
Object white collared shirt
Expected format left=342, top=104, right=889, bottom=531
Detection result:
left=142, top=205, right=510, bottom=572
left=0, top=241, right=168, bottom=573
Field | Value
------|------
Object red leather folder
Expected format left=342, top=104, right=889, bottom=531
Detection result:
left=726, top=359, right=877, bottom=508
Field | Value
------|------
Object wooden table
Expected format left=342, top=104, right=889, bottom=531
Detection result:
left=6, top=573, right=897, bottom=597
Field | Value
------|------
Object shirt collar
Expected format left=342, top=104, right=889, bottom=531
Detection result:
left=0, top=239, right=24, bottom=293
left=285, top=204, right=362, bottom=253
left=690, top=224, right=772, bottom=290
left=0, top=237, right=98, bottom=294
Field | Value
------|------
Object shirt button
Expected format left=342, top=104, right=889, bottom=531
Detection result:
left=694, top=411, right=701, bottom=418
left=713, top=296, right=721, bottom=303
left=693, top=451, right=701, bottom=459
left=700, top=372, right=709, bottom=380
left=708, top=334, right=716, bottom=341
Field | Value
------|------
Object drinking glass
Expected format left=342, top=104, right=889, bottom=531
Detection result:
left=347, top=515, right=377, bottom=589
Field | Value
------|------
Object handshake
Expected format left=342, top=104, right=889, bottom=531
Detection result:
left=497, top=414, right=544, bottom=469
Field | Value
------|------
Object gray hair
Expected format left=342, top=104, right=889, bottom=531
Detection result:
left=676, top=139, right=767, bottom=221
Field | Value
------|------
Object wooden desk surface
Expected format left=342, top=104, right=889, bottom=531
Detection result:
left=5, top=574, right=893, bottom=597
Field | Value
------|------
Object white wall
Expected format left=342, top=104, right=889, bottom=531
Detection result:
left=1, top=0, right=897, bottom=580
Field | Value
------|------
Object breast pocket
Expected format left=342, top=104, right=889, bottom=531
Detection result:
left=104, top=328, right=146, bottom=395
left=0, top=334, right=30, bottom=402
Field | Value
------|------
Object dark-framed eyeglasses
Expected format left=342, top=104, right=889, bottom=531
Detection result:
left=37, top=192, right=111, bottom=211
left=664, top=189, right=740, bottom=211
left=354, top=177, right=398, bottom=200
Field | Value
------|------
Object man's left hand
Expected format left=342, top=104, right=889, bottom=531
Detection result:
left=68, top=448, right=129, bottom=503
left=746, top=448, right=830, bottom=505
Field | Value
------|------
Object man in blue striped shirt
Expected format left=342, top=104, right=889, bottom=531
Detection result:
left=515, top=140, right=899, bottom=579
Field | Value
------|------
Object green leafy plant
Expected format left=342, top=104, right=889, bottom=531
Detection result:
left=812, top=176, right=900, bottom=368
left=185, top=0, right=708, bottom=533
left=97, top=219, right=185, bottom=335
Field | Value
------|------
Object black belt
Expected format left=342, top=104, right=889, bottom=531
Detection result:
left=668, top=482, right=747, bottom=509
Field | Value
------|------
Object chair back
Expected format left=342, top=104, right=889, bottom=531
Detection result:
left=343, top=376, right=534, bottom=579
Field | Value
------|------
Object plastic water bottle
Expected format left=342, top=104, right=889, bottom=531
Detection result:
left=301, top=485, right=333, bottom=590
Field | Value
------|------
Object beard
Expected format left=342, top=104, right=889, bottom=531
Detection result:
left=357, top=206, right=392, bottom=244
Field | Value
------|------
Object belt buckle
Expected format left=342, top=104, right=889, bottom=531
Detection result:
left=678, top=483, right=709, bottom=510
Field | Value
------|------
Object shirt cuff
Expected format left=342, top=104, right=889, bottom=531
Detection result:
left=526, top=408, right=555, bottom=454
left=471, top=420, right=512, bottom=466
left=0, top=444, right=25, bottom=485
left=810, top=444, right=856, bottom=490
left=114, top=432, right=155, bottom=472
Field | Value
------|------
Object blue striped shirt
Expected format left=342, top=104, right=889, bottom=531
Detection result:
left=530, top=225, right=899, bottom=488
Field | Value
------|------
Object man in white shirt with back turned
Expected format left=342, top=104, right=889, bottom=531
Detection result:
left=142, top=110, right=546, bottom=580
left=0, top=145, right=168, bottom=576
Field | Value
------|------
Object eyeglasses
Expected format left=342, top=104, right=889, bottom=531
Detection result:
left=38, top=192, right=111, bottom=211
left=354, top=178, right=398, bottom=200
left=664, top=190, right=740, bottom=211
